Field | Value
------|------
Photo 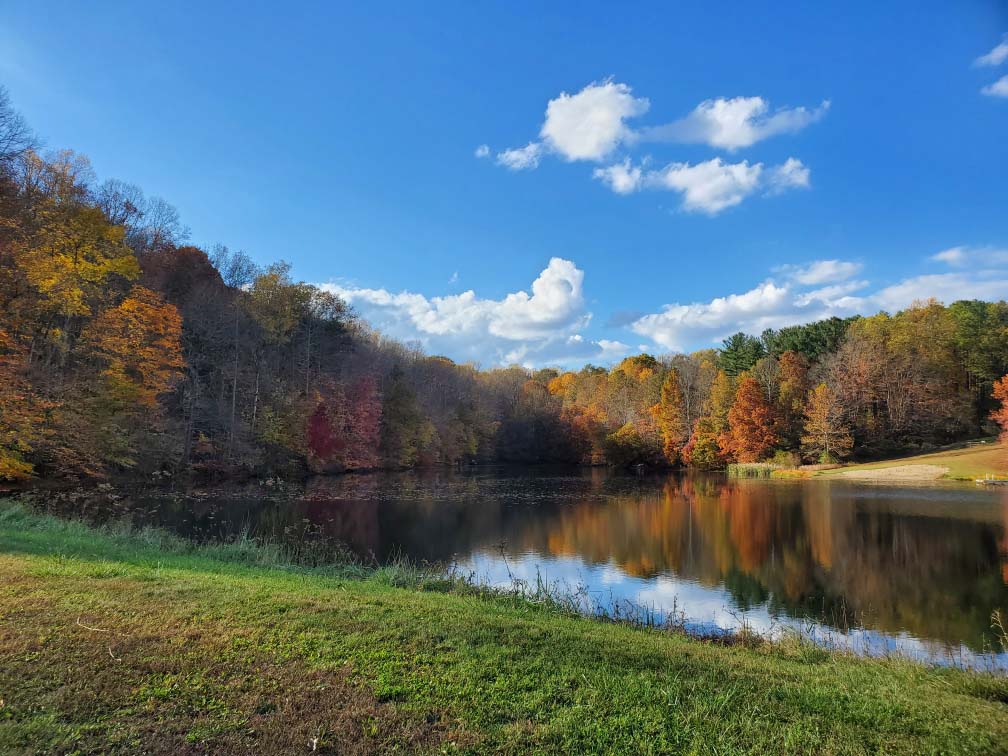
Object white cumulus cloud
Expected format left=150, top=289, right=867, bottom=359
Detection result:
left=793, top=280, right=868, bottom=306
left=321, top=258, right=622, bottom=368
left=767, top=157, right=811, bottom=193
left=775, top=259, right=863, bottom=285
left=648, top=158, right=764, bottom=213
left=975, top=36, right=1008, bottom=67
left=488, top=257, right=587, bottom=339
left=592, top=158, right=644, bottom=194
left=594, top=156, right=810, bottom=214
left=931, top=246, right=967, bottom=265
left=981, top=74, right=1008, bottom=98
left=640, top=96, right=830, bottom=151
left=629, top=251, right=1008, bottom=352
left=631, top=280, right=799, bottom=351
left=496, top=141, right=543, bottom=170
left=597, top=339, right=632, bottom=358
left=539, top=79, right=650, bottom=161
left=930, top=245, right=1008, bottom=267
left=485, top=81, right=827, bottom=183
left=872, top=273, right=1008, bottom=312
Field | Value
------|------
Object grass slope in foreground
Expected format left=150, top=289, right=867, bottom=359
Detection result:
left=1, top=503, right=1007, bottom=755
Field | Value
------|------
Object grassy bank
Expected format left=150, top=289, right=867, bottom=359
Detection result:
left=1, top=503, right=1007, bottom=754
left=816, top=442, right=1008, bottom=481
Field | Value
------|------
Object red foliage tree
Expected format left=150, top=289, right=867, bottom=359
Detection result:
left=346, top=376, right=382, bottom=469
left=306, top=376, right=382, bottom=472
left=307, top=401, right=345, bottom=466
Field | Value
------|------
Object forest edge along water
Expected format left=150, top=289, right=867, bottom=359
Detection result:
left=15, top=465, right=1008, bottom=672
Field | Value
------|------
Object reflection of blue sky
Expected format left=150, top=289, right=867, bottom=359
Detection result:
left=460, top=549, right=1008, bottom=672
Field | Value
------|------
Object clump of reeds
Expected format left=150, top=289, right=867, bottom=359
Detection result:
left=726, top=462, right=780, bottom=479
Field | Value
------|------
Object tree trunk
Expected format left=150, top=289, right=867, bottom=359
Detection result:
left=229, top=304, right=238, bottom=459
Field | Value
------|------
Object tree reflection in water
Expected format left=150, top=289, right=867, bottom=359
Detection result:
left=73, top=468, right=1008, bottom=666
left=294, top=471, right=1008, bottom=664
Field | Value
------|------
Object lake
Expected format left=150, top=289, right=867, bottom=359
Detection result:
left=34, top=467, right=1008, bottom=669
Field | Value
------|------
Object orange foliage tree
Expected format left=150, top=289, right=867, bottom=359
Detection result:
left=73, top=286, right=185, bottom=469
left=722, top=375, right=778, bottom=462
left=80, top=285, right=184, bottom=408
left=992, top=375, right=1008, bottom=442
left=547, top=371, right=577, bottom=398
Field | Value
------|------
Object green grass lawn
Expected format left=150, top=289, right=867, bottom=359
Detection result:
left=1, top=502, right=1007, bottom=755
left=816, top=441, right=1008, bottom=481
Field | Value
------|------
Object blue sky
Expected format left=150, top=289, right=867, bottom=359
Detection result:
left=3, top=1, right=1007, bottom=367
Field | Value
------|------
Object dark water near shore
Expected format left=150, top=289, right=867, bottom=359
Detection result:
left=35, top=468, right=1008, bottom=668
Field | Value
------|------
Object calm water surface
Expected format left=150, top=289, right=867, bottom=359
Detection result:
left=41, top=468, right=1008, bottom=669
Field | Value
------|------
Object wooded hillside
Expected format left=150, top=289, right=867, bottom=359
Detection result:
left=2, top=87, right=1007, bottom=481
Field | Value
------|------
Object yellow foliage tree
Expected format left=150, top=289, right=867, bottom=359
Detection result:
left=0, top=328, right=54, bottom=479
left=801, top=383, right=853, bottom=463
left=547, top=371, right=577, bottom=398
left=650, top=369, right=687, bottom=464
left=17, top=205, right=139, bottom=318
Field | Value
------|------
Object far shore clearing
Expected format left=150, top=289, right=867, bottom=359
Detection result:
left=829, top=464, right=950, bottom=481
left=817, top=441, right=1008, bottom=482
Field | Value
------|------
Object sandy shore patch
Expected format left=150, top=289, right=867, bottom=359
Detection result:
left=829, top=464, right=949, bottom=481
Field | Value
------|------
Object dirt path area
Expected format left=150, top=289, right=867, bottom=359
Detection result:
left=829, top=464, right=950, bottom=481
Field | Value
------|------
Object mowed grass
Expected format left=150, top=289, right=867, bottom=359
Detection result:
left=1, top=503, right=1007, bottom=755
left=817, top=441, right=1008, bottom=481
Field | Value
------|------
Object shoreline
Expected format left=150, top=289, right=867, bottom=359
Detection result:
left=4, top=440, right=1005, bottom=494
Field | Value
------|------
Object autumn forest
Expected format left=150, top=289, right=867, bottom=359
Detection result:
left=2, top=87, right=1008, bottom=484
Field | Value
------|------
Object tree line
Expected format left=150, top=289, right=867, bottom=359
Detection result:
left=2, top=86, right=1007, bottom=482
left=551, top=302, right=1008, bottom=471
